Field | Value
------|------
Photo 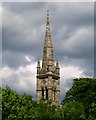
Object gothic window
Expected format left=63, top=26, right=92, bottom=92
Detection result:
left=42, top=88, right=44, bottom=98
left=46, top=87, right=48, bottom=99
left=54, top=91, right=55, bottom=100
left=47, top=67, right=49, bottom=71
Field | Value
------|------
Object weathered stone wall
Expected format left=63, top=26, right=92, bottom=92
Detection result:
left=36, top=11, right=60, bottom=106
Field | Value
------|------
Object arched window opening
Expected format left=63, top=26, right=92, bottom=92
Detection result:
left=54, top=91, right=55, bottom=100
left=42, top=88, right=44, bottom=99
left=46, top=87, right=48, bottom=99
left=47, top=67, right=49, bottom=71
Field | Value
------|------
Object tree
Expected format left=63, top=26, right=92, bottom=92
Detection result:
left=2, top=85, right=37, bottom=120
left=2, top=78, right=96, bottom=119
left=2, top=85, right=62, bottom=120
left=0, top=87, right=2, bottom=119
left=62, top=101, right=85, bottom=120
left=62, top=78, right=96, bottom=119
left=35, top=100, right=62, bottom=120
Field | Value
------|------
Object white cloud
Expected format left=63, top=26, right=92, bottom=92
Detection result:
left=60, top=64, right=84, bottom=92
left=2, top=62, right=36, bottom=96
left=2, top=2, right=94, bottom=101
left=2, top=60, right=87, bottom=100
left=25, top=56, right=32, bottom=62
left=60, top=63, right=87, bottom=100
left=2, top=67, right=14, bottom=79
left=61, top=64, right=84, bottom=80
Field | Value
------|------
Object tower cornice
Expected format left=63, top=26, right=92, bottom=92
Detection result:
left=36, top=73, right=60, bottom=79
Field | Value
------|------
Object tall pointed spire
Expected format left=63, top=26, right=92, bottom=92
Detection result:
left=42, top=10, right=54, bottom=69
left=45, top=10, right=52, bottom=48
left=36, top=11, right=60, bottom=106
left=47, top=10, right=49, bottom=26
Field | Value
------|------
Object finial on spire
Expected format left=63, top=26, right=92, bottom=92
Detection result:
left=46, top=10, right=50, bottom=25
left=56, top=59, right=59, bottom=69
left=47, top=10, right=49, bottom=17
left=37, top=58, right=40, bottom=68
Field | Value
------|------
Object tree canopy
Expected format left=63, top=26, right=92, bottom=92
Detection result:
left=62, top=78, right=96, bottom=119
left=1, top=78, right=96, bottom=120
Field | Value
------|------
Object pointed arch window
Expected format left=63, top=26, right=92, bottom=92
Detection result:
left=46, top=87, right=48, bottom=99
left=42, top=88, right=44, bottom=98
left=54, top=90, right=55, bottom=100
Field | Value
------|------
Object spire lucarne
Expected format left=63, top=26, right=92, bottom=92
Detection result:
left=36, top=11, right=60, bottom=106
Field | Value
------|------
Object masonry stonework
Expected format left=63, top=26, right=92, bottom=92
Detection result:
left=36, top=11, right=60, bottom=106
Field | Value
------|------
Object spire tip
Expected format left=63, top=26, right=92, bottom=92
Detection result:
left=47, top=10, right=49, bottom=17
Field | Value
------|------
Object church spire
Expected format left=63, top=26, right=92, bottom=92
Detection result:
left=47, top=10, right=49, bottom=25
left=42, top=10, right=54, bottom=69
left=44, top=10, right=52, bottom=47
left=36, top=11, right=60, bottom=106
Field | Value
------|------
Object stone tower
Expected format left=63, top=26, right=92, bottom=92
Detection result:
left=36, top=11, right=60, bottom=106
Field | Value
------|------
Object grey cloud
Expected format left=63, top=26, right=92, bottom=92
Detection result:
left=60, top=78, right=73, bottom=101
left=2, top=2, right=94, bottom=101
left=61, top=58, right=94, bottom=77
left=2, top=50, right=31, bottom=68
left=53, top=26, right=94, bottom=60
left=3, top=2, right=46, bottom=14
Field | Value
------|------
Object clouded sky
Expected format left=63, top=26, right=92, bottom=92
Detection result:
left=2, top=2, right=94, bottom=101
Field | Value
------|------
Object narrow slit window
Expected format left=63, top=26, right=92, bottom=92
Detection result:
left=46, top=87, right=48, bottom=99
left=42, top=88, right=44, bottom=98
left=54, top=91, right=55, bottom=100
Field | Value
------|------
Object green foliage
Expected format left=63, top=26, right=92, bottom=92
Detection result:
left=2, top=85, right=62, bottom=120
left=35, top=100, right=61, bottom=120
left=2, top=85, right=37, bottom=120
left=0, top=87, right=2, bottom=119
left=2, top=78, right=96, bottom=120
left=62, top=101, right=85, bottom=120
left=62, top=78, right=96, bottom=119
left=88, top=102, right=96, bottom=120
